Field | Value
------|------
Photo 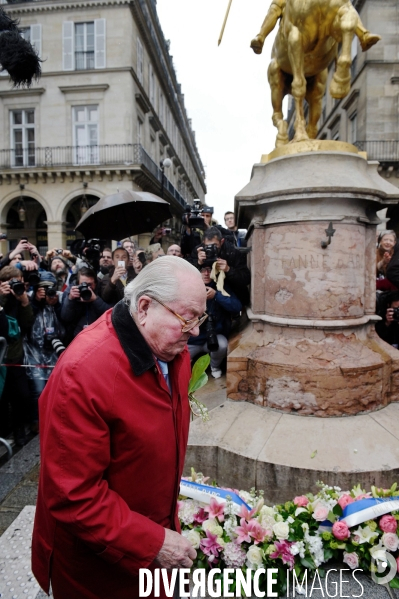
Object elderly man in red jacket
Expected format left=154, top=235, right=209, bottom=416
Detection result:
left=32, top=256, right=207, bottom=599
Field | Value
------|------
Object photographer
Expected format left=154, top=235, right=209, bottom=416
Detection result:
left=99, top=248, right=137, bottom=306
left=0, top=238, right=39, bottom=272
left=0, top=265, right=34, bottom=446
left=191, top=226, right=251, bottom=305
left=61, top=266, right=111, bottom=340
left=24, top=272, right=65, bottom=430
left=375, top=291, right=399, bottom=348
left=187, top=265, right=242, bottom=378
left=97, top=248, right=113, bottom=280
left=224, top=211, right=247, bottom=248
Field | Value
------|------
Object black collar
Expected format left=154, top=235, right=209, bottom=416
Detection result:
left=111, top=300, right=155, bottom=376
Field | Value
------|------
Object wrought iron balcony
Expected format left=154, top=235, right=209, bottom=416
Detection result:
left=0, top=143, right=187, bottom=208
left=354, top=141, right=399, bottom=163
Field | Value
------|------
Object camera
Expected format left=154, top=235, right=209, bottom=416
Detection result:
left=22, top=268, right=40, bottom=287
left=182, top=200, right=206, bottom=229
left=205, top=316, right=219, bottom=352
left=392, top=308, right=399, bottom=321
left=77, top=282, right=92, bottom=301
left=84, top=239, right=101, bottom=262
left=203, top=243, right=219, bottom=267
left=46, top=286, right=57, bottom=298
left=55, top=249, right=63, bottom=255
left=9, top=278, right=25, bottom=296
left=0, top=233, right=7, bottom=240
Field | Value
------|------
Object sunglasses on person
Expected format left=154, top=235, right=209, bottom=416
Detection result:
left=151, top=297, right=208, bottom=333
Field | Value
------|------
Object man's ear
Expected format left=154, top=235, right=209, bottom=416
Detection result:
left=221, top=238, right=225, bottom=246
left=136, top=295, right=151, bottom=326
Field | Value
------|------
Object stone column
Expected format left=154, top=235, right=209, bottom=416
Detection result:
left=46, top=221, right=67, bottom=251
left=228, top=149, right=399, bottom=416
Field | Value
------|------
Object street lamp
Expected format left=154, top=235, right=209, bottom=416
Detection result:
left=160, top=157, right=172, bottom=199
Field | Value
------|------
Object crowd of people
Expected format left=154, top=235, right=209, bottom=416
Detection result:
left=0, top=209, right=250, bottom=447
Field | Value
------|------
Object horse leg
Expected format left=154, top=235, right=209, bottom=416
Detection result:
left=355, top=15, right=381, bottom=52
left=287, top=25, right=307, bottom=142
left=330, top=6, right=357, bottom=99
left=268, top=59, right=289, bottom=147
left=305, top=69, right=328, bottom=139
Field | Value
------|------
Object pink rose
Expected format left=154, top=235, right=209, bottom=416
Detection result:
left=343, top=552, right=359, bottom=569
left=338, top=494, right=354, bottom=510
left=332, top=521, right=350, bottom=540
left=380, top=515, right=398, bottom=533
left=294, top=496, right=309, bottom=507
left=382, top=532, right=399, bottom=552
left=312, top=505, right=330, bottom=522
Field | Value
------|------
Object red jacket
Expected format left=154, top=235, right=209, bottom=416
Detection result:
left=32, top=300, right=192, bottom=598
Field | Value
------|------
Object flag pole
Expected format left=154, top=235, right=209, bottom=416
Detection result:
left=218, top=0, right=233, bottom=46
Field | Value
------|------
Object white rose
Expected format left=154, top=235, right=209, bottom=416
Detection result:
left=273, top=521, right=290, bottom=540
left=246, top=545, right=264, bottom=568
left=382, top=532, right=399, bottom=552
left=260, top=506, right=276, bottom=518
left=202, top=519, right=223, bottom=538
left=182, top=529, right=201, bottom=549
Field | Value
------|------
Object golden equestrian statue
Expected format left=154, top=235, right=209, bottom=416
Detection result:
left=250, top=0, right=380, bottom=147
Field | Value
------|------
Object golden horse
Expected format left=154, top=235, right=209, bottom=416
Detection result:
left=251, top=0, right=380, bottom=147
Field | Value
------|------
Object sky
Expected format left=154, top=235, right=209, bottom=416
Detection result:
left=156, top=0, right=282, bottom=225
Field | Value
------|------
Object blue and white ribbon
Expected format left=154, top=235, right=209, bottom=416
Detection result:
left=340, top=497, right=399, bottom=528
left=180, top=479, right=251, bottom=515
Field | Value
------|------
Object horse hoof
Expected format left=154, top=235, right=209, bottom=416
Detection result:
left=250, top=37, right=264, bottom=54
left=360, top=32, right=381, bottom=52
left=330, top=76, right=350, bottom=99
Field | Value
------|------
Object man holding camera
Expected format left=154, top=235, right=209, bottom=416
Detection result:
left=26, top=272, right=65, bottom=429
left=188, top=265, right=242, bottom=378
left=0, top=265, right=34, bottom=445
left=99, top=248, right=137, bottom=306
left=191, top=226, right=251, bottom=305
left=61, top=266, right=110, bottom=340
left=375, top=291, right=399, bottom=348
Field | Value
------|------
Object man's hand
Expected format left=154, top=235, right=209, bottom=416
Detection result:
left=132, top=256, right=143, bottom=274
left=197, top=246, right=206, bottom=266
left=35, top=287, right=46, bottom=302
left=386, top=308, right=396, bottom=326
left=216, top=258, right=230, bottom=273
left=9, top=240, right=30, bottom=260
left=205, top=286, right=216, bottom=300
left=46, top=248, right=58, bottom=261
left=20, top=260, right=38, bottom=271
left=111, top=266, right=126, bottom=284
left=0, top=281, right=11, bottom=296
left=62, top=249, right=73, bottom=259
left=12, top=288, right=30, bottom=307
left=69, top=286, right=81, bottom=301
left=155, top=529, right=196, bottom=570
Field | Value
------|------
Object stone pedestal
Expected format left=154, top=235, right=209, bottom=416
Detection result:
left=187, top=148, right=399, bottom=498
left=228, top=150, right=399, bottom=416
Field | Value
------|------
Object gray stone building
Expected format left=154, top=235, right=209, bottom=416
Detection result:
left=0, top=0, right=206, bottom=253
left=286, top=0, right=399, bottom=228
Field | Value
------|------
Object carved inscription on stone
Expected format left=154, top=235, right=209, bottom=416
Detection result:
left=281, top=254, right=362, bottom=270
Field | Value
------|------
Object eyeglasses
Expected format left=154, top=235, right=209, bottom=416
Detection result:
left=151, top=297, right=208, bottom=333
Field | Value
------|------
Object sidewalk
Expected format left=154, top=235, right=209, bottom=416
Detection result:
left=0, top=377, right=398, bottom=598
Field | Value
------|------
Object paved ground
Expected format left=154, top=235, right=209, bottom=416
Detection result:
left=0, top=375, right=398, bottom=598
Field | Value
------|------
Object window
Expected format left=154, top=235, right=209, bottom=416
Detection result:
left=159, top=91, right=164, bottom=123
left=149, top=64, right=155, bottom=105
left=1, top=24, right=41, bottom=77
left=75, top=22, right=94, bottom=70
left=11, top=109, right=35, bottom=167
left=63, top=20, right=106, bottom=71
left=137, top=118, right=143, bottom=145
left=349, top=112, right=357, bottom=144
left=137, top=38, right=144, bottom=85
left=73, top=105, right=99, bottom=165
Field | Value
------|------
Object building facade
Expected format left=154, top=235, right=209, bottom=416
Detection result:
left=286, top=0, right=399, bottom=227
left=0, top=0, right=206, bottom=254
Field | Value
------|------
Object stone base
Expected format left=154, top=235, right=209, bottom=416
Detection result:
left=186, top=400, right=399, bottom=504
left=226, top=318, right=399, bottom=416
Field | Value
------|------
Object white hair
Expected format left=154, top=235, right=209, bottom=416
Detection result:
left=124, top=256, right=201, bottom=312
